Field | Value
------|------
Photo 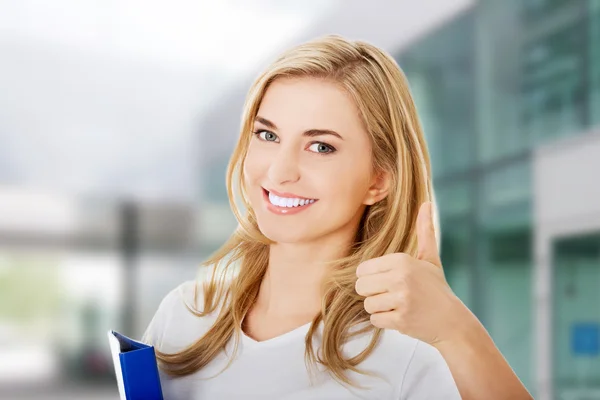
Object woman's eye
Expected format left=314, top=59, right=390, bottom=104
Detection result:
left=255, top=130, right=279, bottom=142
left=308, top=142, right=336, bottom=154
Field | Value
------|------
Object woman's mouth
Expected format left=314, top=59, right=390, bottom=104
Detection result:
left=262, top=188, right=318, bottom=215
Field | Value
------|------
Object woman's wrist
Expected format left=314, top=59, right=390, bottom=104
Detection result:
left=434, top=309, right=491, bottom=362
left=435, top=293, right=483, bottom=348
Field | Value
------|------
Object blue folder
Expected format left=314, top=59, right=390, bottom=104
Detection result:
left=107, top=330, right=164, bottom=400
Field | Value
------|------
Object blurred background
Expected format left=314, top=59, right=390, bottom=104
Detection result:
left=0, top=0, right=599, bottom=399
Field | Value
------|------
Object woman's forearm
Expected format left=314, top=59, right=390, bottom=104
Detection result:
left=435, top=310, right=533, bottom=400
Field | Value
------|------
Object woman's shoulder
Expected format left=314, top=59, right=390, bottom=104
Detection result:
left=345, top=325, right=420, bottom=367
left=377, top=330, right=459, bottom=398
left=155, top=279, right=206, bottom=318
left=345, top=327, right=456, bottom=390
left=374, top=329, right=451, bottom=373
left=141, top=279, right=220, bottom=352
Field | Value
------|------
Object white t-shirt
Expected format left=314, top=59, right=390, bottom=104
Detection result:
left=142, top=280, right=461, bottom=400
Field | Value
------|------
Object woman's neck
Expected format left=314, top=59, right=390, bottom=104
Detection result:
left=254, top=235, right=352, bottom=319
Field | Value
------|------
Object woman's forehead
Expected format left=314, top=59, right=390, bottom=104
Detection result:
left=256, top=77, right=364, bottom=135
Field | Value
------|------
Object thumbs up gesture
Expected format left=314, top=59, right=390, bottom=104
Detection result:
left=355, top=202, right=463, bottom=345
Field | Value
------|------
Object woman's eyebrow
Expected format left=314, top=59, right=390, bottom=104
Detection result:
left=303, top=129, right=343, bottom=140
left=255, top=115, right=344, bottom=140
left=254, top=116, right=277, bottom=130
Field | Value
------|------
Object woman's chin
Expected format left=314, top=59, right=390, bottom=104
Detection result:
left=257, top=225, right=314, bottom=245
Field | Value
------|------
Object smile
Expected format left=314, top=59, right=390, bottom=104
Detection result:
left=262, top=188, right=318, bottom=215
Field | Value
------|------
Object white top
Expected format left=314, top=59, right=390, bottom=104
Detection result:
left=142, top=280, right=461, bottom=400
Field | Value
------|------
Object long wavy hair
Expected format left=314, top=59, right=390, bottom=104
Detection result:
left=155, top=34, right=437, bottom=387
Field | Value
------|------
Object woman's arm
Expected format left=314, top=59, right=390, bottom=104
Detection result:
left=434, top=301, right=533, bottom=400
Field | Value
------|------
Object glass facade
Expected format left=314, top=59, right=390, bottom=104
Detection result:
left=521, top=0, right=588, bottom=143
left=397, top=0, right=600, bottom=396
left=553, top=233, right=600, bottom=397
left=400, top=13, right=477, bottom=179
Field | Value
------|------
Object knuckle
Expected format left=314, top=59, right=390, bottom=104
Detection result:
left=392, top=291, right=404, bottom=306
left=390, top=270, right=406, bottom=288
left=402, top=270, right=415, bottom=285
left=395, top=252, right=410, bottom=263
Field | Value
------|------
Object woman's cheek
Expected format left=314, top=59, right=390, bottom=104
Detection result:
left=244, top=143, right=268, bottom=180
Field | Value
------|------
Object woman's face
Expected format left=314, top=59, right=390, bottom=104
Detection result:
left=243, top=77, right=384, bottom=245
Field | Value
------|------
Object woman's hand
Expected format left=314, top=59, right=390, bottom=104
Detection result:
left=356, top=202, right=533, bottom=400
left=355, top=202, right=470, bottom=345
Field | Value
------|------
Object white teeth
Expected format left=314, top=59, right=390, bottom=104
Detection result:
left=268, top=192, right=316, bottom=208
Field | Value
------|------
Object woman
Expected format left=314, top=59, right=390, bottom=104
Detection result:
left=142, top=35, right=532, bottom=399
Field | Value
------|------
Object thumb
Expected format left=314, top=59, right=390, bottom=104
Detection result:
left=416, top=202, right=442, bottom=268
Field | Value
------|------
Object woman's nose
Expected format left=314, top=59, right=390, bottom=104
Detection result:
left=267, top=145, right=300, bottom=185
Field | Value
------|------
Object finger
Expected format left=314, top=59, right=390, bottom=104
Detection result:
left=363, top=292, right=402, bottom=314
left=356, top=256, right=394, bottom=277
left=369, top=311, right=401, bottom=330
left=355, top=273, right=390, bottom=297
left=416, top=201, right=442, bottom=268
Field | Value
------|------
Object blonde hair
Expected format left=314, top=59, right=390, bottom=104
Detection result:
left=155, top=34, right=436, bottom=387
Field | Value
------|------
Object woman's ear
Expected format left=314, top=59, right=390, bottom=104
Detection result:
left=363, top=170, right=391, bottom=205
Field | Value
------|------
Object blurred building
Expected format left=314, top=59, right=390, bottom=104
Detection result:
left=395, top=1, right=600, bottom=399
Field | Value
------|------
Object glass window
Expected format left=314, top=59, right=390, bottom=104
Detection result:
left=481, top=160, right=532, bottom=218
left=476, top=0, right=525, bottom=163
left=398, top=12, right=476, bottom=179
left=552, top=232, right=600, bottom=398
left=436, top=180, right=472, bottom=220
left=485, top=228, right=533, bottom=393
left=520, top=16, right=586, bottom=142
left=477, top=0, right=590, bottom=163
left=521, top=0, right=575, bottom=22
